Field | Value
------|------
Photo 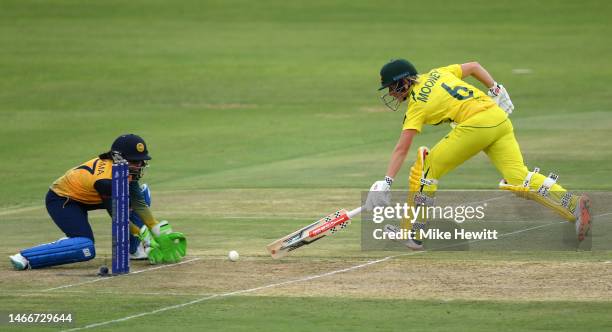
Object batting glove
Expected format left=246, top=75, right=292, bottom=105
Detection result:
left=487, top=82, right=514, bottom=115
left=365, top=176, right=393, bottom=211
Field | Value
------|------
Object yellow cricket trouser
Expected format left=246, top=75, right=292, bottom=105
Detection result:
left=426, top=106, right=569, bottom=202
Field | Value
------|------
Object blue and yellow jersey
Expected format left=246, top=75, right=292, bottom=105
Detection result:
left=402, top=64, right=504, bottom=132
left=51, top=158, right=113, bottom=205
left=51, top=158, right=158, bottom=227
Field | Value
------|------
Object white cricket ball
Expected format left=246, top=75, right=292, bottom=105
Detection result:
left=228, top=250, right=239, bottom=262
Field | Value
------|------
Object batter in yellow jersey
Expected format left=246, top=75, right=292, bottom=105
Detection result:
left=403, top=64, right=499, bottom=130
left=365, top=59, right=592, bottom=250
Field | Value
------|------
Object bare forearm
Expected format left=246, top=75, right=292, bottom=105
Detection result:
left=386, top=147, right=409, bottom=179
left=384, top=129, right=416, bottom=180
left=473, top=67, right=495, bottom=88
left=461, top=62, right=495, bottom=88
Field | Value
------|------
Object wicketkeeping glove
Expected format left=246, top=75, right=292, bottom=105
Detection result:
left=137, top=226, right=164, bottom=265
left=365, top=176, right=393, bottom=211
left=152, top=220, right=187, bottom=264
left=487, top=82, right=514, bottom=115
left=156, top=232, right=187, bottom=263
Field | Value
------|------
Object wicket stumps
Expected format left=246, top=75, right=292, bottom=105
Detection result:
left=112, top=161, right=130, bottom=275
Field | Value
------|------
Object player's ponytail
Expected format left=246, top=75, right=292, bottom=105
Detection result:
left=98, top=151, right=126, bottom=163
left=98, top=151, right=113, bottom=160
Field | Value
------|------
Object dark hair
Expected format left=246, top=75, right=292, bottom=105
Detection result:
left=98, top=151, right=113, bottom=160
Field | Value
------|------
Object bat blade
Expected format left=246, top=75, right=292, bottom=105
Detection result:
left=266, top=207, right=362, bottom=259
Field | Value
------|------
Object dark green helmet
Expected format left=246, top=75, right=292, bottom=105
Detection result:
left=378, top=59, right=418, bottom=91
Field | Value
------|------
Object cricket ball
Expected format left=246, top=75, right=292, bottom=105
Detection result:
left=228, top=250, right=239, bottom=262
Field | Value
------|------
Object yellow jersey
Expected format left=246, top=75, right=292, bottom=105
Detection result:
left=402, top=64, right=504, bottom=132
left=50, top=157, right=158, bottom=227
left=51, top=158, right=113, bottom=205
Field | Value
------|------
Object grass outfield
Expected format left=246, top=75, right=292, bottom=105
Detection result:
left=1, top=0, right=611, bottom=331
left=2, top=295, right=612, bottom=331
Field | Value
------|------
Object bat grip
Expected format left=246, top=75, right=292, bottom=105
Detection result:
left=347, top=206, right=363, bottom=219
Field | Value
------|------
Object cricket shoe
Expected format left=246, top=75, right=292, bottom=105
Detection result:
left=383, top=224, right=424, bottom=250
left=130, top=242, right=149, bottom=260
left=9, top=253, right=29, bottom=270
left=574, top=194, right=592, bottom=242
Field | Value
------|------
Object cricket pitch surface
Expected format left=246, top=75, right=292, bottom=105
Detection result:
left=2, top=189, right=612, bottom=331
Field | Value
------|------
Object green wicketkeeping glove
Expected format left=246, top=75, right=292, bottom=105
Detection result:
left=169, top=232, right=187, bottom=257
left=137, top=225, right=164, bottom=265
left=156, top=232, right=187, bottom=263
left=151, top=220, right=187, bottom=263
left=147, top=246, right=165, bottom=265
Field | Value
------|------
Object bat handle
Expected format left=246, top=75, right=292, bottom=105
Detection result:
left=347, top=206, right=363, bottom=219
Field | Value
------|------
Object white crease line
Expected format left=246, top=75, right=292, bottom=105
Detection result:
left=433, top=211, right=611, bottom=249
left=496, top=223, right=556, bottom=238
left=43, top=258, right=201, bottom=292
left=461, top=194, right=507, bottom=205
left=8, top=289, right=214, bottom=297
left=59, top=211, right=611, bottom=331
left=60, top=255, right=408, bottom=332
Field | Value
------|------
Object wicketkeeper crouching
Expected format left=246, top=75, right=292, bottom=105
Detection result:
left=9, top=134, right=187, bottom=270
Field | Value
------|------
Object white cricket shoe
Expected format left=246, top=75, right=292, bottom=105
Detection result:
left=9, top=253, right=29, bottom=270
left=574, top=194, right=592, bottom=242
left=383, top=224, right=424, bottom=250
left=130, top=242, right=148, bottom=260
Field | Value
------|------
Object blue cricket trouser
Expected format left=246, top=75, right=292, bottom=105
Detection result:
left=45, top=190, right=104, bottom=242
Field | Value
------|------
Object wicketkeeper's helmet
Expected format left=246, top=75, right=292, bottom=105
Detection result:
left=107, top=134, right=151, bottom=180
left=111, top=134, right=151, bottom=161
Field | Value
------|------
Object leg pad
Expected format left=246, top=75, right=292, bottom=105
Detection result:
left=499, top=168, right=575, bottom=222
left=21, top=237, right=95, bottom=269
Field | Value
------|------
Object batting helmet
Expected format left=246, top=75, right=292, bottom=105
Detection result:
left=378, top=59, right=418, bottom=91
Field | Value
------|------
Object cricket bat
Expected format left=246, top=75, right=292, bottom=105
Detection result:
left=266, top=206, right=363, bottom=259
